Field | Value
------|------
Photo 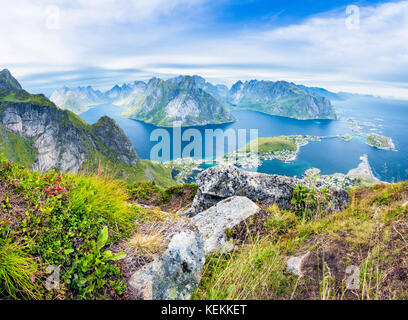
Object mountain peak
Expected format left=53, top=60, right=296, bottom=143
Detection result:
left=0, top=69, right=23, bottom=91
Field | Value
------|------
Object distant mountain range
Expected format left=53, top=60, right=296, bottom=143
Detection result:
left=228, top=80, right=337, bottom=120
left=51, top=75, right=340, bottom=126
left=0, top=69, right=139, bottom=174
left=0, top=69, right=176, bottom=185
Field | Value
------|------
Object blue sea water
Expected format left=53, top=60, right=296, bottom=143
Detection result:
left=79, top=97, right=408, bottom=183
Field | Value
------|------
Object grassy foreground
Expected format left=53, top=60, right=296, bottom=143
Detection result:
left=0, top=154, right=185, bottom=299
left=1, top=150, right=407, bottom=300
left=193, top=182, right=408, bottom=300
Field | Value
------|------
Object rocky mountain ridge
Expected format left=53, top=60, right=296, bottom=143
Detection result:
left=0, top=69, right=138, bottom=173
left=228, top=80, right=337, bottom=119
left=51, top=75, right=339, bottom=125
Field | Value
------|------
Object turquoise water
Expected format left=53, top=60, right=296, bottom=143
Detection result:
left=80, top=97, right=408, bottom=182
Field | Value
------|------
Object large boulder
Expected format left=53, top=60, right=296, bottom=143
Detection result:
left=127, top=229, right=205, bottom=300
left=191, top=196, right=260, bottom=254
left=191, top=165, right=350, bottom=215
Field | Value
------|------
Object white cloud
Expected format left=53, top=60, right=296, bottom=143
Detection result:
left=0, top=0, right=407, bottom=99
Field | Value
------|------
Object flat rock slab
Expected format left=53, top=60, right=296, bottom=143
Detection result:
left=128, top=230, right=205, bottom=300
left=191, top=196, right=260, bottom=254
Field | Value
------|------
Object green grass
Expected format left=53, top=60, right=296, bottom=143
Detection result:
left=0, top=155, right=134, bottom=299
left=0, top=124, right=37, bottom=168
left=0, top=239, right=40, bottom=299
left=240, top=136, right=297, bottom=154
left=193, top=181, right=408, bottom=300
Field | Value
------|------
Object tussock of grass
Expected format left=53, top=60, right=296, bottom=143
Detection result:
left=0, top=240, right=39, bottom=299
left=125, top=224, right=167, bottom=256
left=68, top=173, right=133, bottom=234
left=193, top=237, right=292, bottom=300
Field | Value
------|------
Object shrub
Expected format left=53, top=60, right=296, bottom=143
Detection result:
left=291, top=184, right=329, bottom=220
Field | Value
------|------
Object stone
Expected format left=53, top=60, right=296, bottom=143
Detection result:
left=191, top=196, right=260, bottom=254
left=191, top=165, right=350, bottom=215
left=128, top=230, right=205, bottom=300
left=286, top=252, right=310, bottom=276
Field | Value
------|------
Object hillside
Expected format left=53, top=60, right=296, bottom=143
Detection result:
left=1, top=157, right=407, bottom=300
left=120, top=76, right=235, bottom=127
left=0, top=69, right=175, bottom=186
left=228, top=80, right=337, bottom=120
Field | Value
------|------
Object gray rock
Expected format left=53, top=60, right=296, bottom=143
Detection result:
left=91, top=116, right=138, bottom=166
left=286, top=252, right=310, bottom=276
left=191, top=196, right=260, bottom=254
left=192, top=165, right=350, bottom=215
left=1, top=103, right=138, bottom=173
left=128, top=230, right=205, bottom=300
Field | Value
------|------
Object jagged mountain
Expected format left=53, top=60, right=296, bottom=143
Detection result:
left=192, top=75, right=229, bottom=102
left=120, top=76, right=235, bottom=126
left=0, top=69, right=23, bottom=91
left=51, top=75, right=338, bottom=124
left=296, top=84, right=344, bottom=101
left=0, top=69, right=138, bottom=173
left=50, top=86, right=107, bottom=114
left=227, top=80, right=337, bottom=120
left=51, top=76, right=234, bottom=127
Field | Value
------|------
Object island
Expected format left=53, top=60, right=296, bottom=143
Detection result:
left=363, top=133, right=395, bottom=150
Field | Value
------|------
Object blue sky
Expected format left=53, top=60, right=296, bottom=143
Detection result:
left=0, top=0, right=407, bottom=98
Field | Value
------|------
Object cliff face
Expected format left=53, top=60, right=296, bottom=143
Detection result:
left=228, top=80, right=337, bottom=120
left=0, top=70, right=138, bottom=173
left=0, top=102, right=138, bottom=173
left=131, top=76, right=235, bottom=127
left=51, top=76, right=236, bottom=127
left=91, top=116, right=138, bottom=166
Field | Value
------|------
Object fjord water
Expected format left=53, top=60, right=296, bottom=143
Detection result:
left=80, top=97, right=408, bottom=182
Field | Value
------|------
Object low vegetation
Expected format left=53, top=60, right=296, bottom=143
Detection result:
left=240, top=136, right=297, bottom=154
left=128, top=181, right=197, bottom=213
left=0, top=154, right=188, bottom=300
left=193, top=182, right=408, bottom=300
left=1, top=146, right=407, bottom=300
left=365, top=133, right=394, bottom=150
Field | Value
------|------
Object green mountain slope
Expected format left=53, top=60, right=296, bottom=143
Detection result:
left=0, top=69, right=175, bottom=186
left=228, top=80, right=337, bottom=120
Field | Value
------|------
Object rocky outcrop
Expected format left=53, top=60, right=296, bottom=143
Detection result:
left=0, top=102, right=138, bottom=173
left=0, top=69, right=22, bottom=91
left=286, top=252, right=311, bottom=277
left=1, top=102, right=88, bottom=172
left=127, top=229, right=205, bottom=300
left=0, top=70, right=139, bottom=173
left=91, top=116, right=138, bottom=166
left=192, top=165, right=350, bottom=215
left=191, top=196, right=260, bottom=254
